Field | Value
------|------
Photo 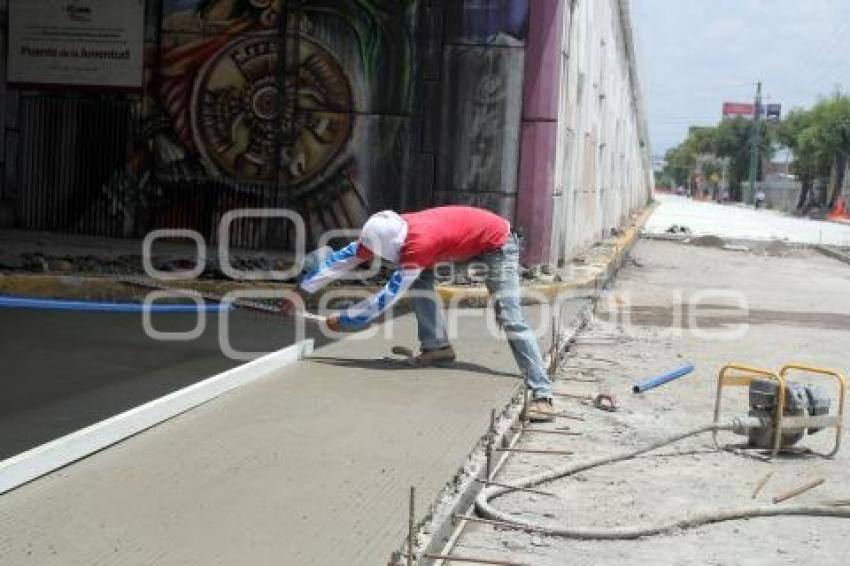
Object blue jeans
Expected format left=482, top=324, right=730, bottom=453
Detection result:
left=410, top=234, right=553, bottom=400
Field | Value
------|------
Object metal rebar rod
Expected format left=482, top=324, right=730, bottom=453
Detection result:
left=561, top=413, right=585, bottom=421
left=511, top=427, right=581, bottom=436
left=751, top=471, right=774, bottom=499
left=495, top=447, right=573, bottom=456
left=452, top=514, right=548, bottom=534
left=773, top=478, right=825, bottom=504
left=486, top=408, right=497, bottom=479
left=552, top=392, right=593, bottom=400
left=524, top=409, right=584, bottom=421
left=422, top=553, right=530, bottom=566
left=553, top=412, right=585, bottom=421
left=472, top=478, right=555, bottom=497
left=408, top=486, right=415, bottom=566
left=522, top=383, right=530, bottom=426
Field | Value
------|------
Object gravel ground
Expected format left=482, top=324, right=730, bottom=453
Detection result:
left=452, top=239, right=850, bottom=566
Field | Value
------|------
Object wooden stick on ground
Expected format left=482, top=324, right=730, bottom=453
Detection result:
left=773, top=478, right=825, bottom=504
left=751, top=471, right=774, bottom=499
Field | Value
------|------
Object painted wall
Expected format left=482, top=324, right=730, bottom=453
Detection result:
left=519, top=0, right=653, bottom=264
left=144, top=0, right=422, bottom=244
left=0, top=0, right=652, bottom=265
left=0, top=0, right=532, bottom=247
left=434, top=0, right=528, bottom=220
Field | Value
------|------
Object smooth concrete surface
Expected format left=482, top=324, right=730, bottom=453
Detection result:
left=0, top=307, right=330, bottom=459
left=0, top=310, right=529, bottom=566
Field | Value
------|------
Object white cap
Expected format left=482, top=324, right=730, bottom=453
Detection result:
left=359, top=210, right=408, bottom=264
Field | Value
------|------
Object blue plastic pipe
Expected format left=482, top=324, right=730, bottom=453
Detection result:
left=0, top=295, right=231, bottom=313
left=632, top=363, right=695, bottom=393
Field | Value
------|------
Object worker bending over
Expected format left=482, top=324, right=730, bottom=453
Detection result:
left=300, top=206, right=555, bottom=422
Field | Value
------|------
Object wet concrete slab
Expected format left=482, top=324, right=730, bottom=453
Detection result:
left=0, top=307, right=330, bottom=459
left=0, top=310, right=526, bottom=566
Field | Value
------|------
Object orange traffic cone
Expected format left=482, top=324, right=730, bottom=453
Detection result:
left=828, top=196, right=850, bottom=220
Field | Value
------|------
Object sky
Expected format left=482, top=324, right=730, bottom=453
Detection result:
left=632, top=0, right=850, bottom=157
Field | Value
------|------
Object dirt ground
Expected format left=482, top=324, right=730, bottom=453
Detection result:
left=453, top=239, right=850, bottom=566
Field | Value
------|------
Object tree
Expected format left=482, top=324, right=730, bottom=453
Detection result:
left=661, top=118, right=773, bottom=200
left=777, top=94, right=850, bottom=207
left=712, top=117, right=773, bottom=199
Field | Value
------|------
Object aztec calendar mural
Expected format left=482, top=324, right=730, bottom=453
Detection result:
left=191, top=31, right=354, bottom=191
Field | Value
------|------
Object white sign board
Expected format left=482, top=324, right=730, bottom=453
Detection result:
left=8, top=0, right=145, bottom=89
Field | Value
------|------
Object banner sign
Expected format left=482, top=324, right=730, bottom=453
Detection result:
left=722, top=102, right=754, bottom=119
left=8, top=0, right=145, bottom=89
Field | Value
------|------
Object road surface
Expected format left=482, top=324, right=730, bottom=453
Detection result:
left=645, top=193, right=850, bottom=246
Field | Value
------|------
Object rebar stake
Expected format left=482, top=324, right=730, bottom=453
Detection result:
left=408, top=486, right=415, bottom=566
left=521, top=382, right=530, bottom=427
left=486, top=408, right=496, bottom=479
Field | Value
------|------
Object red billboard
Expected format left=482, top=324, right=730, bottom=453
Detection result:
left=722, top=102, right=755, bottom=118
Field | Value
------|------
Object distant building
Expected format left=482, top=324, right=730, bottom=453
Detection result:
left=763, top=148, right=794, bottom=182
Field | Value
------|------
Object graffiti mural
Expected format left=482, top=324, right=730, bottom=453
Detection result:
left=192, top=32, right=353, bottom=184
left=123, top=0, right=420, bottom=245
left=7, top=1, right=540, bottom=250
left=436, top=1, right=528, bottom=221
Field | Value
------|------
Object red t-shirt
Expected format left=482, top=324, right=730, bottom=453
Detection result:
left=399, top=206, right=510, bottom=268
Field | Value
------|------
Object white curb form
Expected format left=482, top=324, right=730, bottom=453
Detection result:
left=0, top=339, right=315, bottom=495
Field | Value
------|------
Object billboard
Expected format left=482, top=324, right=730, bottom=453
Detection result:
left=722, top=102, right=755, bottom=119
left=766, top=103, right=782, bottom=122
left=8, top=0, right=145, bottom=90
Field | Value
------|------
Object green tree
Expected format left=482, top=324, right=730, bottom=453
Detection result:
left=777, top=94, right=850, bottom=206
left=712, top=117, right=773, bottom=199
left=661, top=118, right=773, bottom=199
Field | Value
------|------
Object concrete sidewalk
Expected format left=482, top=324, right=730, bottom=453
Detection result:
left=0, top=311, right=524, bottom=566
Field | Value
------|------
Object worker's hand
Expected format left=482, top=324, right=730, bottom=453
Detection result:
left=326, top=313, right=342, bottom=333
left=281, top=287, right=308, bottom=317
left=325, top=314, right=368, bottom=333
left=280, top=297, right=297, bottom=317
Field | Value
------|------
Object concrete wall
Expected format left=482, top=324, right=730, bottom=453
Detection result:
left=517, top=0, right=652, bottom=264
left=434, top=0, right=529, bottom=220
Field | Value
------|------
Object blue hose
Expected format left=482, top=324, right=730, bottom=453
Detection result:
left=0, top=295, right=231, bottom=313
left=632, top=363, right=695, bottom=393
